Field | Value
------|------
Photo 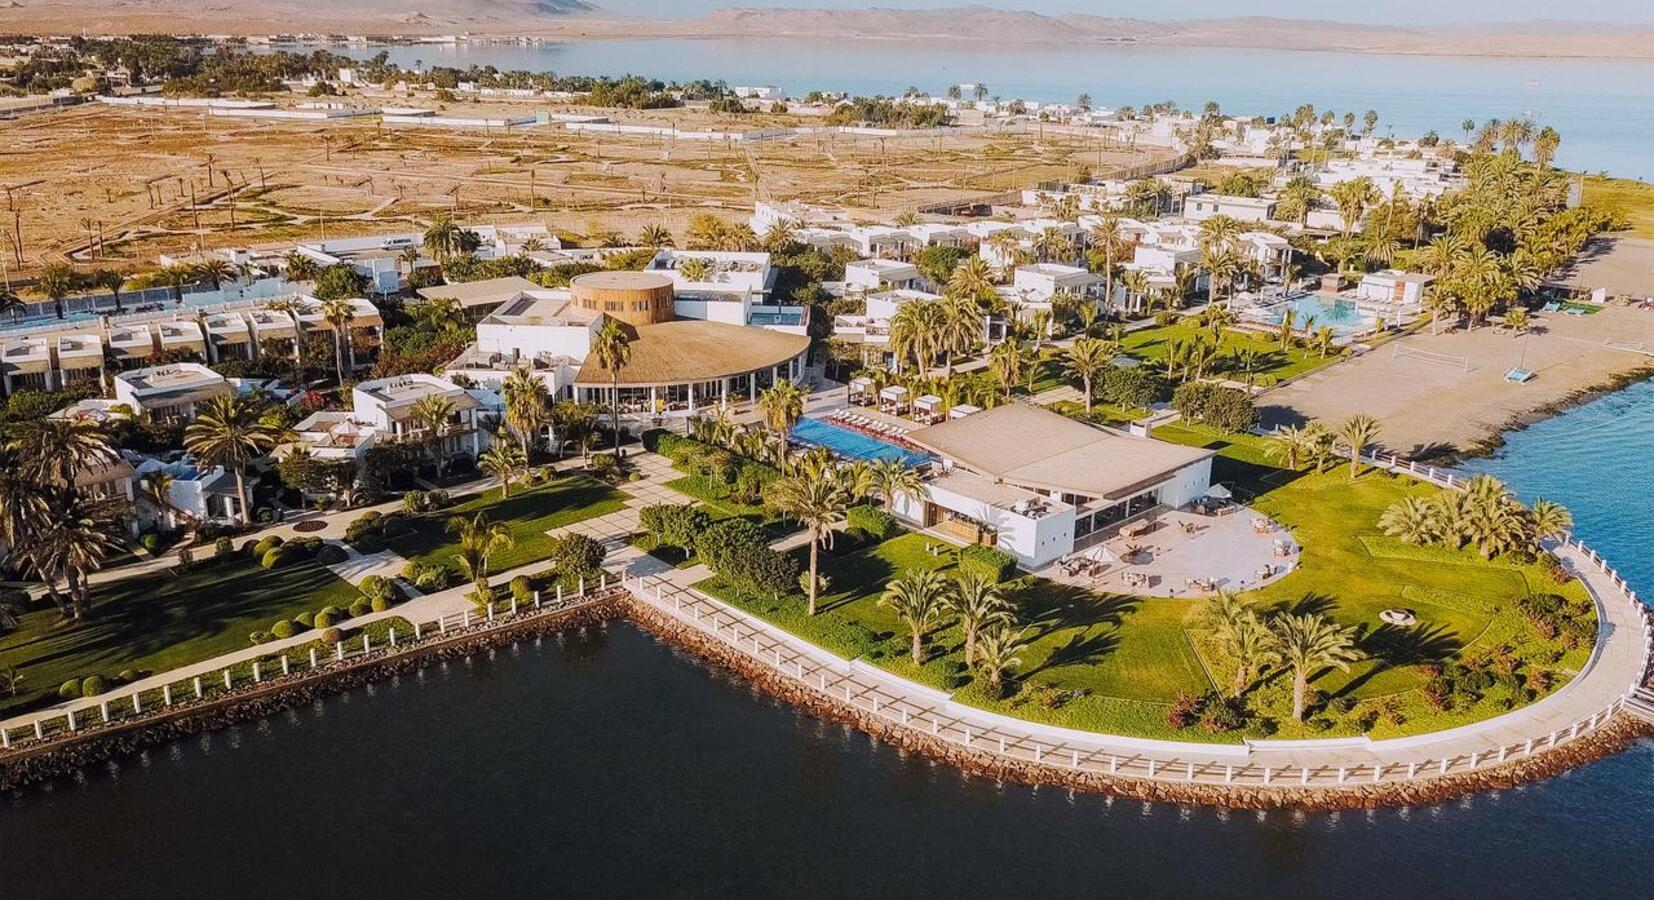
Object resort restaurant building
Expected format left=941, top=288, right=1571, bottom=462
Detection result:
left=892, top=404, right=1214, bottom=568
left=444, top=271, right=812, bottom=417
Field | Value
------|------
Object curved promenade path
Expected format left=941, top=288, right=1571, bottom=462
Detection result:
left=620, top=454, right=1654, bottom=791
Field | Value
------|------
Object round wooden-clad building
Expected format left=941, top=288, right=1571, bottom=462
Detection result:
left=569, top=271, right=676, bottom=326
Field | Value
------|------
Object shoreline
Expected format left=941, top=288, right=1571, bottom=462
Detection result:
left=1458, top=365, right=1654, bottom=461
left=625, top=599, right=1652, bottom=811
left=3, top=588, right=1646, bottom=809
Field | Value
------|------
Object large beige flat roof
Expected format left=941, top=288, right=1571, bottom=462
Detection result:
left=416, top=276, right=541, bottom=308
left=907, top=403, right=1212, bottom=501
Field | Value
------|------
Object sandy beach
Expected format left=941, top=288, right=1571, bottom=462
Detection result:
left=1260, top=305, right=1654, bottom=458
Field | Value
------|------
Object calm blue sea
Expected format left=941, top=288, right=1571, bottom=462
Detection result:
left=325, top=39, right=1654, bottom=179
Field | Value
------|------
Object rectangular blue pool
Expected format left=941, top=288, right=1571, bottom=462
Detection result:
left=790, top=418, right=931, bottom=466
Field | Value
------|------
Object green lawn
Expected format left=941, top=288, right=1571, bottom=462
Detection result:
left=1582, top=174, right=1654, bottom=239
left=1119, top=321, right=1341, bottom=385
left=0, top=554, right=361, bottom=716
left=697, top=428, right=1595, bottom=742
left=386, top=475, right=629, bottom=573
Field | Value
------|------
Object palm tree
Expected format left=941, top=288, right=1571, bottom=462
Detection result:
left=6, top=417, right=117, bottom=488
left=1199, top=593, right=1280, bottom=697
left=154, top=263, right=197, bottom=304
left=422, top=213, right=467, bottom=264
left=194, top=258, right=237, bottom=291
left=398, top=246, right=422, bottom=276
left=317, top=295, right=358, bottom=387
left=949, top=573, right=1012, bottom=666
left=1200, top=243, right=1240, bottom=307
left=91, top=268, right=128, bottom=313
left=1334, top=413, right=1381, bottom=478
left=183, top=393, right=278, bottom=524
left=0, top=289, right=23, bottom=321
left=769, top=472, right=850, bottom=616
left=878, top=568, right=953, bottom=666
left=283, top=250, right=321, bottom=283
left=987, top=339, right=1025, bottom=400
left=588, top=318, right=633, bottom=452
left=139, top=470, right=195, bottom=531
left=1264, top=423, right=1317, bottom=471
left=448, top=513, right=514, bottom=603
left=638, top=224, right=674, bottom=248
left=35, top=261, right=76, bottom=319
left=1088, top=213, right=1125, bottom=306
left=501, top=365, right=550, bottom=449
left=1272, top=612, right=1362, bottom=721
left=1280, top=176, right=1322, bottom=226
left=946, top=255, right=997, bottom=306
left=1064, top=337, right=1114, bottom=412
left=1119, top=268, right=1151, bottom=315
left=409, top=394, right=459, bottom=479
left=861, top=457, right=925, bottom=510
left=937, top=296, right=982, bottom=375
left=1379, top=495, right=1440, bottom=546
left=1328, top=176, right=1378, bottom=237
left=758, top=379, right=807, bottom=465
left=29, top=490, right=125, bottom=619
left=479, top=436, right=528, bottom=498
left=972, top=624, right=1029, bottom=698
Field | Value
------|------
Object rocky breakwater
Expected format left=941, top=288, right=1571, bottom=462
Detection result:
left=0, top=594, right=627, bottom=792
left=623, top=596, right=1654, bottom=811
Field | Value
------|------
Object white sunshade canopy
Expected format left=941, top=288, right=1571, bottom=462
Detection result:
left=879, top=385, right=909, bottom=399
left=1206, top=483, right=1234, bottom=500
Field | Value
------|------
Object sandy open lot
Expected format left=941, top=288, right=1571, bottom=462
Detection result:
left=1548, top=236, right=1654, bottom=300
left=1260, top=305, right=1654, bottom=457
left=0, top=99, right=1151, bottom=276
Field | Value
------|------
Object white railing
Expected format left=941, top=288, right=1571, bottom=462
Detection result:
left=0, top=576, right=623, bottom=755
left=622, top=572, right=1632, bottom=789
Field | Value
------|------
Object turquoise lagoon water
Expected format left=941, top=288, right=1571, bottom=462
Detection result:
left=325, top=40, right=1654, bottom=179
left=1462, top=377, right=1654, bottom=604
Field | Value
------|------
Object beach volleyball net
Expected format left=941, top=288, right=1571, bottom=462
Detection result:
left=1391, top=344, right=1472, bottom=375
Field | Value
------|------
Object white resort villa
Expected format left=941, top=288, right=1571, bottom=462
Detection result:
left=890, top=404, right=1215, bottom=568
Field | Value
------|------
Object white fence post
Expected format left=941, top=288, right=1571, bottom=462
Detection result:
left=132, top=692, right=141, bottom=713
left=253, top=661, right=261, bottom=683
left=533, top=589, right=541, bottom=609
left=282, top=655, right=291, bottom=676
left=223, top=669, right=232, bottom=689
left=193, top=677, right=203, bottom=699
left=309, top=648, right=319, bottom=669
left=67, top=710, right=76, bottom=731
left=336, top=641, right=344, bottom=661
left=163, top=684, right=173, bottom=706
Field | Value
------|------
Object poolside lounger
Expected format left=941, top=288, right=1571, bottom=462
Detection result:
left=1541, top=301, right=1561, bottom=312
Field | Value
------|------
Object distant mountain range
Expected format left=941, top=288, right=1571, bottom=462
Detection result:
left=8, top=2, right=1654, bottom=60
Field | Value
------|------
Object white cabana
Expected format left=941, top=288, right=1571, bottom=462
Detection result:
left=878, top=384, right=910, bottom=413
left=949, top=403, right=983, bottom=419
left=848, top=376, right=873, bottom=403
left=913, top=393, right=944, bottom=424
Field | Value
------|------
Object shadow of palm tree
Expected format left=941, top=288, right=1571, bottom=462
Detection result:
left=1012, top=582, right=1139, bottom=640
left=1264, top=591, right=1338, bottom=619
left=1028, top=629, right=1121, bottom=676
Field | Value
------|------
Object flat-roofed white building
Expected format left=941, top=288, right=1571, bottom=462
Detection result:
left=2, top=334, right=53, bottom=393
left=113, top=362, right=231, bottom=422
left=1013, top=264, right=1105, bottom=304
left=352, top=373, right=489, bottom=461
left=1357, top=269, right=1433, bottom=308
left=893, top=403, right=1214, bottom=568
left=646, top=249, right=774, bottom=303
left=845, top=258, right=924, bottom=293
left=1184, top=194, right=1276, bottom=223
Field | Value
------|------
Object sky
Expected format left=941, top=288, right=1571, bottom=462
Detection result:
left=594, top=0, right=1654, bottom=25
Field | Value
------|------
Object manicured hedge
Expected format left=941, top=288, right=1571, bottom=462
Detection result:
left=846, top=505, right=896, bottom=541
left=696, top=519, right=798, bottom=594
left=958, top=544, right=1017, bottom=583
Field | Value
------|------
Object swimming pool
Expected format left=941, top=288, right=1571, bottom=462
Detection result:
left=1248, top=295, right=1376, bottom=337
left=790, top=418, right=931, bottom=466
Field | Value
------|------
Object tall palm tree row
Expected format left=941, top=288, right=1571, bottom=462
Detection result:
left=1379, top=473, right=1572, bottom=559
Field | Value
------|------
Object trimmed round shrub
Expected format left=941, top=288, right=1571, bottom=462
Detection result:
left=290, top=537, right=323, bottom=555
left=252, top=535, right=285, bottom=558
left=271, top=620, right=296, bottom=639
left=380, top=515, right=415, bottom=538
left=510, top=575, right=534, bottom=605
left=318, top=626, right=344, bottom=645
left=315, top=543, right=349, bottom=565
left=846, top=505, right=896, bottom=541
left=260, top=546, right=288, bottom=569
left=240, top=539, right=260, bottom=555
left=318, top=605, right=342, bottom=619
left=289, top=617, right=311, bottom=634
left=359, top=575, right=399, bottom=607
left=370, top=596, right=392, bottom=613
left=214, top=536, right=236, bottom=558
left=348, top=598, right=373, bottom=618
left=81, top=675, right=108, bottom=697
left=314, top=610, right=338, bottom=629
left=140, top=533, right=163, bottom=553
left=351, top=534, right=386, bottom=554
left=59, top=680, right=81, bottom=699
left=295, top=611, right=316, bottom=627
left=117, top=669, right=137, bottom=683
left=249, top=630, right=272, bottom=644
left=958, top=545, right=1017, bottom=583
